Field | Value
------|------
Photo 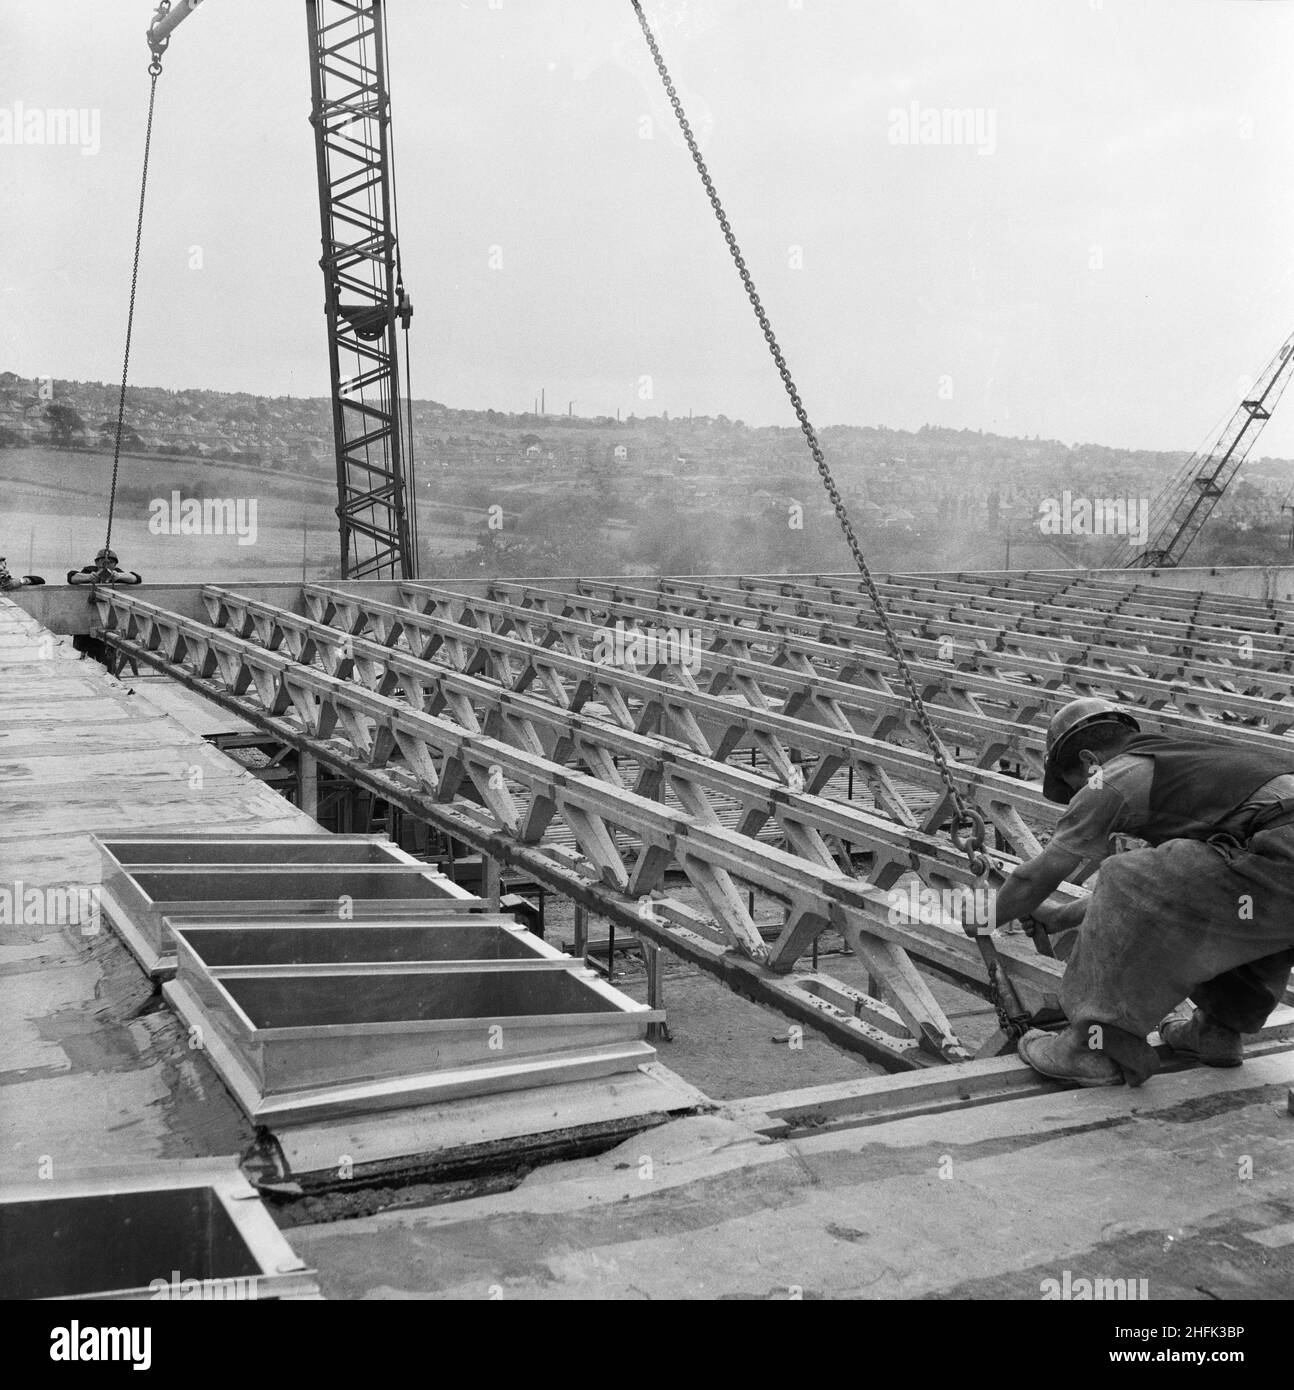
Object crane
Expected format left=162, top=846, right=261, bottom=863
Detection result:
left=143, top=0, right=417, bottom=580
left=1103, top=328, right=1294, bottom=569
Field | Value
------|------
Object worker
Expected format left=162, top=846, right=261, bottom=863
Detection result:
left=66, top=548, right=143, bottom=586
left=0, top=557, right=45, bottom=590
left=990, top=697, right=1294, bottom=1087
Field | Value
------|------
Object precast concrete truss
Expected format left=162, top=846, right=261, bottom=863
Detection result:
left=92, top=586, right=1062, bottom=1070
left=428, top=580, right=1290, bottom=789
left=532, top=577, right=1294, bottom=736
left=484, top=582, right=1279, bottom=750
left=615, top=572, right=1294, bottom=689
left=389, top=577, right=1294, bottom=870
left=88, top=572, right=1294, bottom=1070
left=884, top=570, right=1294, bottom=639
left=325, top=583, right=1066, bottom=859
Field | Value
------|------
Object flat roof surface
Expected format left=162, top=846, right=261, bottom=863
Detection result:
left=0, top=598, right=315, bottom=1178
left=288, top=1053, right=1294, bottom=1300
left=127, top=671, right=260, bottom=738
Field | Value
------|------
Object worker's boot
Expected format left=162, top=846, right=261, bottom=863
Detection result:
left=1018, top=1025, right=1124, bottom=1087
left=1158, top=1007, right=1243, bottom=1068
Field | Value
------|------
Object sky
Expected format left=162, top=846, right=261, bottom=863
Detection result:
left=3, top=0, right=1294, bottom=455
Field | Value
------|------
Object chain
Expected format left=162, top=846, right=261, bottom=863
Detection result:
left=104, top=60, right=163, bottom=558
left=985, top=959, right=1027, bottom=1038
left=629, top=1, right=989, bottom=875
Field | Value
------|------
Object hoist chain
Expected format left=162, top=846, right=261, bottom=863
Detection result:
left=104, top=57, right=163, bottom=558
left=630, top=1, right=990, bottom=877
left=986, top=958, right=1030, bottom=1039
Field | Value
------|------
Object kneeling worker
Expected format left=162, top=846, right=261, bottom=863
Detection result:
left=992, top=697, right=1294, bottom=1086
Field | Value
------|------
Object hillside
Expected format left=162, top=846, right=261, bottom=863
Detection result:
left=2, top=371, right=1292, bottom=580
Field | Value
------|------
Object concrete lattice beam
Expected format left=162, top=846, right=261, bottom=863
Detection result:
left=91, top=569, right=1290, bottom=1075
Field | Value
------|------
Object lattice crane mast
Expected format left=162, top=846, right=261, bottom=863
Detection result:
left=1105, top=328, right=1294, bottom=569
left=145, top=0, right=418, bottom=580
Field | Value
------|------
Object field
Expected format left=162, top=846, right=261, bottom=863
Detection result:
left=0, top=446, right=478, bottom=583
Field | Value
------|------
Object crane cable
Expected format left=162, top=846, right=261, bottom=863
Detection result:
left=629, top=1, right=991, bottom=880
left=103, top=47, right=164, bottom=561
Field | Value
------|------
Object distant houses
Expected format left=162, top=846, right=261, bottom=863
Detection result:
left=0, top=372, right=340, bottom=466
left=2, top=371, right=1289, bottom=571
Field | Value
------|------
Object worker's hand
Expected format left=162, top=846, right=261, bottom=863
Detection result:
left=1031, top=898, right=1088, bottom=934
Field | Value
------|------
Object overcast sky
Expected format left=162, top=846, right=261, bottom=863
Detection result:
left=4, top=0, right=1294, bottom=455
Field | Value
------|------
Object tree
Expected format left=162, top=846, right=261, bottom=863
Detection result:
left=97, top=420, right=143, bottom=450
left=45, top=403, right=84, bottom=447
